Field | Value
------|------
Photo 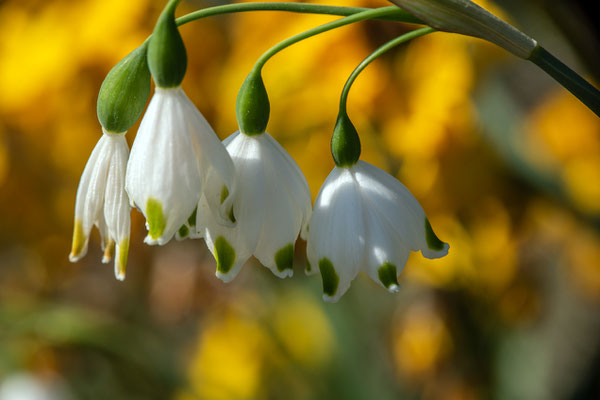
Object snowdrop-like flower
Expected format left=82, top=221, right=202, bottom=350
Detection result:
left=306, top=161, right=449, bottom=302
left=196, top=131, right=312, bottom=282
left=125, top=86, right=235, bottom=245
left=69, top=130, right=131, bottom=280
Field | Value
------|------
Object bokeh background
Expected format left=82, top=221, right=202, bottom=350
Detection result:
left=1, top=0, right=599, bottom=399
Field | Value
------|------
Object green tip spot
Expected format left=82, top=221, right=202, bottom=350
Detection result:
left=220, top=185, right=229, bottom=204
left=215, top=236, right=235, bottom=274
left=425, top=218, right=445, bottom=251
left=187, top=207, right=197, bottom=227
left=306, top=259, right=312, bottom=273
left=146, top=198, right=166, bottom=239
left=378, top=262, right=399, bottom=289
left=178, top=224, right=189, bottom=238
left=228, top=207, right=236, bottom=223
left=274, top=243, right=294, bottom=272
left=319, top=258, right=339, bottom=297
left=219, top=185, right=236, bottom=223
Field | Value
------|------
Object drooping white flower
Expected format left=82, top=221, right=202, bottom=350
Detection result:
left=125, top=86, right=235, bottom=245
left=69, top=130, right=131, bottom=280
left=306, top=160, right=449, bottom=302
left=196, top=131, right=312, bottom=282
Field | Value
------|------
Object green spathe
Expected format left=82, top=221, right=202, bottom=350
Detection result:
left=146, top=198, right=166, bottom=239
left=97, top=43, right=151, bottom=133
left=319, top=258, right=339, bottom=297
left=236, top=68, right=270, bottom=136
left=215, top=236, right=236, bottom=274
left=275, top=243, right=294, bottom=272
left=378, top=262, right=399, bottom=289
left=148, top=0, right=187, bottom=88
left=331, top=111, right=361, bottom=167
left=425, top=218, right=445, bottom=251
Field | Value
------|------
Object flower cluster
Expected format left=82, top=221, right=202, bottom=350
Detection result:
left=70, top=0, right=449, bottom=301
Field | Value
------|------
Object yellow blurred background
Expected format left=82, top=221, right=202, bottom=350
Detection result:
left=1, top=0, right=599, bottom=399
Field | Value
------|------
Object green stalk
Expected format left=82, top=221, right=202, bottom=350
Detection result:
left=234, top=6, right=417, bottom=135
left=529, top=46, right=600, bottom=117
left=176, top=3, right=421, bottom=26
left=339, top=27, right=434, bottom=114
left=331, top=27, right=434, bottom=166
left=251, top=6, right=408, bottom=71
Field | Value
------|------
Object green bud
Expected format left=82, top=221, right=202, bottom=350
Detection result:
left=331, top=111, right=361, bottom=167
left=236, top=68, right=270, bottom=136
left=148, top=0, right=187, bottom=88
left=97, top=43, right=151, bottom=133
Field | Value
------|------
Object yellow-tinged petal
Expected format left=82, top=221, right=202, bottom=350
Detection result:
left=69, top=219, right=87, bottom=261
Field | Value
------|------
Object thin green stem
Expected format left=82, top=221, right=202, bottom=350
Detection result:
left=252, top=6, right=409, bottom=72
left=529, top=46, right=600, bottom=117
left=339, top=27, right=434, bottom=114
left=175, top=3, right=421, bottom=26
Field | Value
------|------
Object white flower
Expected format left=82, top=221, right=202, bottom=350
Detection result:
left=306, top=160, right=449, bottom=302
left=196, top=131, right=312, bottom=282
left=125, top=86, right=235, bottom=245
left=69, top=130, right=131, bottom=281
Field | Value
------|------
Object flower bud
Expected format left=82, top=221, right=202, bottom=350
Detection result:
left=97, top=43, right=151, bottom=133
left=331, top=111, right=361, bottom=167
left=389, top=0, right=537, bottom=58
left=236, top=68, right=270, bottom=136
left=148, top=0, right=187, bottom=88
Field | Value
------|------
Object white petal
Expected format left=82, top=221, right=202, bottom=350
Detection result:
left=70, top=134, right=112, bottom=262
left=308, top=167, right=365, bottom=302
left=179, top=91, right=236, bottom=226
left=198, top=196, right=252, bottom=283
left=102, top=132, right=131, bottom=279
left=353, top=161, right=448, bottom=258
left=223, top=133, right=267, bottom=253
left=261, top=133, right=312, bottom=240
left=125, top=87, right=203, bottom=245
left=198, top=133, right=264, bottom=281
left=361, top=202, right=410, bottom=292
left=252, top=134, right=307, bottom=278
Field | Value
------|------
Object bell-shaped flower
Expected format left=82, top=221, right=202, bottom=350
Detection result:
left=306, top=160, right=449, bottom=302
left=69, top=130, right=131, bottom=280
left=196, top=131, right=312, bottom=282
left=125, top=87, right=235, bottom=245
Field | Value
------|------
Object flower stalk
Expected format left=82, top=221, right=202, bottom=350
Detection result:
left=528, top=46, right=600, bottom=118
left=332, top=27, right=434, bottom=167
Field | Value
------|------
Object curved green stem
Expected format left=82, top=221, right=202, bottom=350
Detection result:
left=339, top=27, right=434, bottom=114
left=251, top=6, right=409, bottom=72
left=176, top=3, right=421, bottom=26
left=331, top=27, right=434, bottom=166
left=529, top=46, right=600, bottom=117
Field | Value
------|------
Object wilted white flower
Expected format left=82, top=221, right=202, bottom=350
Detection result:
left=69, top=130, right=130, bottom=281
left=307, top=160, right=449, bottom=302
left=125, top=86, right=235, bottom=245
left=196, top=131, right=312, bottom=282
